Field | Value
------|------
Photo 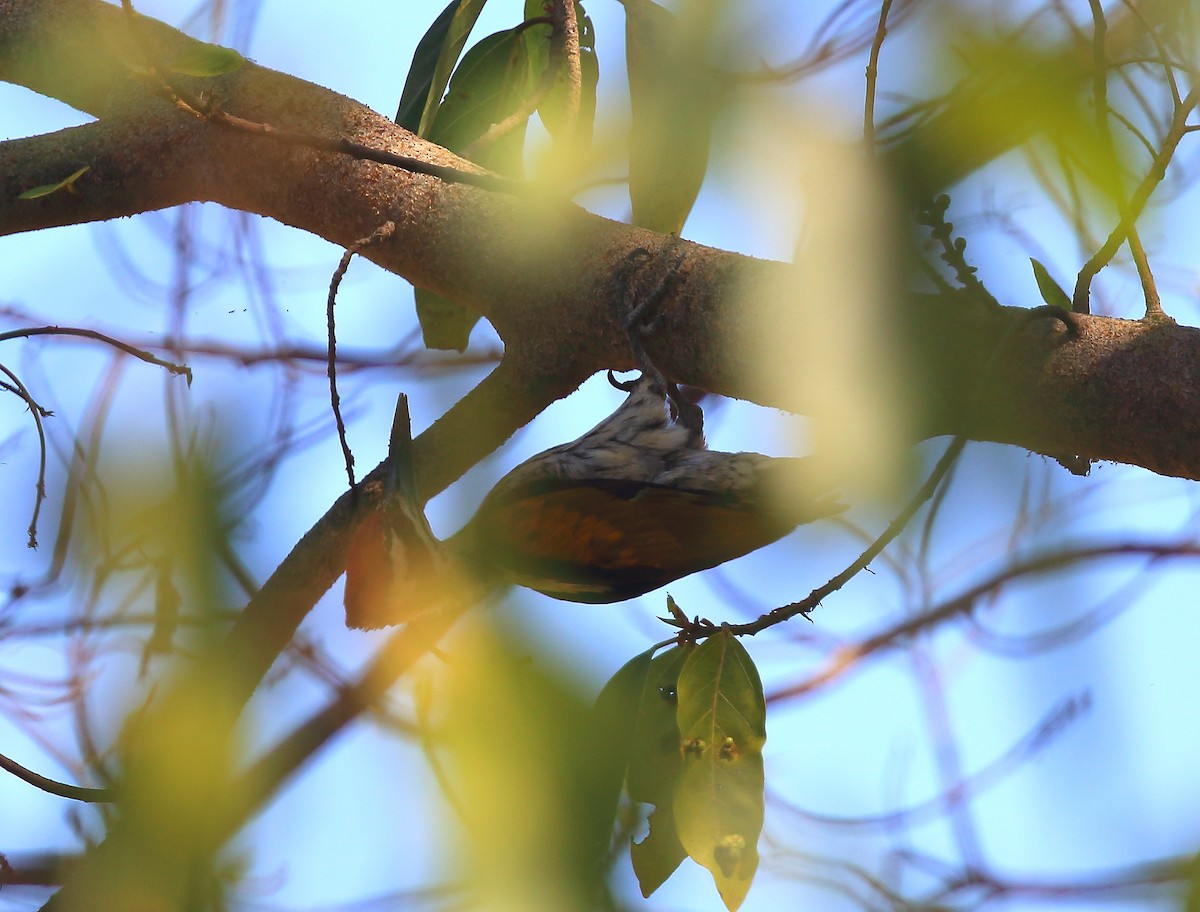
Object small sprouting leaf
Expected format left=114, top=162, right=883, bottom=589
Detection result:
left=628, top=644, right=691, bottom=897
left=166, top=43, right=244, bottom=77
left=673, top=629, right=766, bottom=911
left=396, top=0, right=489, bottom=137
left=18, top=166, right=90, bottom=200
left=1030, top=258, right=1072, bottom=311
left=414, top=287, right=479, bottom=352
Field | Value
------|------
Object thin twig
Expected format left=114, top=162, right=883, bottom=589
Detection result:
left=736, top=435, right=967, bottom=633
left=770, top=541, right=1200, bottom=700
left=1072, top=86, right=1200, bottom=314
left=1082, top=0, right=1168, bottom=322
left=211, top=106, right=523, bottom=193
left=553, top=0, right=582, bottom=138
left=863, top=0, right=894, bottom=147
left=326, top=221, right=397, bottom=491
left=0, top=326, right=192, bottom=384
left=0, top=363, right=50, bottom=549
left=0, top=750, right=114, bottom=803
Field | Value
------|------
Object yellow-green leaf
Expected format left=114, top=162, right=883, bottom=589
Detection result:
left=628, top=644, right=691, bottom=897
left=414, top=287, right=480, bottom=352
left=590, top=647, right=656, bottom=844
left=619, top=0, right=720, bottom=235
left=673, top=629, right=766, bottom=911
left=18, top=166, right=90, bottom=200
left=440, top=619, right=619, bottom=908
left=167, top=42, right=244, bottom=77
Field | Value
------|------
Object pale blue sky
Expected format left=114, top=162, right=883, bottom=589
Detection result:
left=3, top=2, right=1200, bottom=911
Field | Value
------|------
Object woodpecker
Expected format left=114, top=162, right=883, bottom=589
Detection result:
left=453, top=373, right=844, bottom=603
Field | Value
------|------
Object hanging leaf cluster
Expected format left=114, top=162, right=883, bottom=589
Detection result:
left=395, top=0, right=719, bottom=350
left=394, top=0, right=599, bottom=351
left=594, top=626, right=768, bottom=911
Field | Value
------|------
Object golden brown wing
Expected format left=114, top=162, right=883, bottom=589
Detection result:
left=465, top=477, right=814, bottom=603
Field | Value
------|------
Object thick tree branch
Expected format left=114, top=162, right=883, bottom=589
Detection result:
left=4, top=0, right=1199, bottom=486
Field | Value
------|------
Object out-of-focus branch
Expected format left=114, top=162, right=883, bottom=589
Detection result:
left=0, top=750, right=113, bottom=803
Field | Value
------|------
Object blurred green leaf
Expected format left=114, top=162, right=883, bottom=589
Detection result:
left=166, top=42, right=244, bottom=77
left=414, top=286, right=479, bottom=352
left=628, top=644, right=691, bottom=897
left=396, top=0, right=489, bottom=137
left=441, top=620, right=623, bottom=910
left=889, top=27, right=1127, bottom=203
left=1030, top=258, right=1072, bottom=311
left=620, top=0, right=719, bottom=234
left=58, top=448, right=246, bottom=911
left=673, top=630, right=766, bottom=911
left=590, top=646, right=656, bottom=839
left=18, top=166, right=89, bottom=200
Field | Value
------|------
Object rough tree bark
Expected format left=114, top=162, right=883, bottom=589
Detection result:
left=3, top=0, right=1199, bottom=493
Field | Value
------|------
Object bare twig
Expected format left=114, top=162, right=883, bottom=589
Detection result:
left=326, top=221, right=397, bottom=491
left=771, top=541, right=1200, bottom=700
left=552, top=0, right=582, bottom=138
left=1072, top=86, right=1200, bottom=314
left=0, top=326, right=192, bottom=383
left=737, top=434, right=967, bottom=632
left=863, top=0, right=894, bottom=147
left=0, top=750, right=114, bottom=803
left=1081, top=0, right=1168, bottom=322
left=0, top=363, right=50, bottom=549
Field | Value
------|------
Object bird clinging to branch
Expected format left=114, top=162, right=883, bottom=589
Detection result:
left=452, top=371, right=843, bottom=604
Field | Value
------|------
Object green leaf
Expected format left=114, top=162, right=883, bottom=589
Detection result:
left=18, top=166, right=90, bottom=200
left=621, top=0, right=719, bottom=234
left=1030, top=258, right=1072, bottom=311
left=628, top=644, right=691, bottom=897
left=396, top=0, right=489, bottom=138
left=414, top=287, right=480, bottom=352
left=440, top=619, right=623, bottom=909
left=673, top=630, right=766, bottom=911
left=397, top=0, right=463, bottom=131
left=589, top=647, right=656, bottom=849
left=166, top=42, right=244, bottom=77
left=428, top=28, right=533, bottom=167
left=415, top=27, right=537, bottom=350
